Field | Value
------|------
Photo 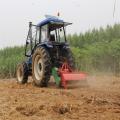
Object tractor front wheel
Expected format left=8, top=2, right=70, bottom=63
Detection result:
left=32, top=47, right=51, bottom=87
left=16, top=62, right=28, bottom=84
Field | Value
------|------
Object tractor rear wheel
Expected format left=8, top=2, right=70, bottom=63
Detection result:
left=16, top=62, right=28, bottom=84
left=32, top=47, right=51, bottom=87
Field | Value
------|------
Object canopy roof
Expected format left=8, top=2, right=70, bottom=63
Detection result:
left=37, top=17, right=72, bottom=28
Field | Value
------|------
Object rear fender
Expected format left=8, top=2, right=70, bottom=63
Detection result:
left=38, top=42, right=53, bottom=48
left=32, top=43, right=52, bottom=54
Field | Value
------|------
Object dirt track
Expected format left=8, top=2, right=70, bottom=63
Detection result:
left=0, top=75, right=120, bottom=120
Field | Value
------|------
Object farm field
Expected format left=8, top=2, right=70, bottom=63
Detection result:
left=0, top=1, right=120, bottom=120
left=0, top=23, right=120, bottom=120
left=0, top=75, right=120, bottom=120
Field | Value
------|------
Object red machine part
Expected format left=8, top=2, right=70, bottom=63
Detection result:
left=58, top=62, right=87, bottom=89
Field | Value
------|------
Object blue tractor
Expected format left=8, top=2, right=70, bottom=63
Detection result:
left=16, top=16, right=75, bottom=87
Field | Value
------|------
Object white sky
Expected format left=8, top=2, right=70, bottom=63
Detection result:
left=0, top=0, right=120, bottom=48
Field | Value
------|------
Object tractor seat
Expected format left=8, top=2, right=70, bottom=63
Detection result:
left=50, top=34, right=55, bottom=42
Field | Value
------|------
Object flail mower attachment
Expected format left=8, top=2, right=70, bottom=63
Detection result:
left=52, top=62, right=87, bottom=89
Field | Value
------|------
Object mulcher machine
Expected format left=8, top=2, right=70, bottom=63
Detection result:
left=16, top=15, right=87, bottom=88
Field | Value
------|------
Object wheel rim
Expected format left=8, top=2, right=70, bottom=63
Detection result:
left=34, top=55, right=43, bottom=81
left=17, top=66, right=23, bottom=82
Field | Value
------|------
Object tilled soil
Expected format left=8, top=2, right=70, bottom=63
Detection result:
left=0, top=75, right=120, bottom=120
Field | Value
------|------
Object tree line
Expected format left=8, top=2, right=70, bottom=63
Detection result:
left=0, top=24, right=120, bottom=78
left=68, top=24, right=120, bottom=75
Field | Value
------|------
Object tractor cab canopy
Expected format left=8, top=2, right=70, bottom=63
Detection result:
left=25, top=16, right=72, bottom=57
left=37, top=17, right=72, bottom=31
left=36, top=17, right=72, bottom=43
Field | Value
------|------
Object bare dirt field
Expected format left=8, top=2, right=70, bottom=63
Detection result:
left=0, top=75, right=120, bottom=120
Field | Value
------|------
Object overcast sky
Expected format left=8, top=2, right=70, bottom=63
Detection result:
left=0, top=0, right=120, bottom=48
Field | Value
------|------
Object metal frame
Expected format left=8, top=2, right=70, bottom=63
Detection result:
left=25, top=21, right=68, bottom=57
left=25, top=22, right=40, bottom=57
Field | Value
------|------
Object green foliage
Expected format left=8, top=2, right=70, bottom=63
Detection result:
left=0, top=46, right=25, bottom=78
left=0, top=24, right=120, bottom=78
left=69, top=24, right=120, bottom=75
